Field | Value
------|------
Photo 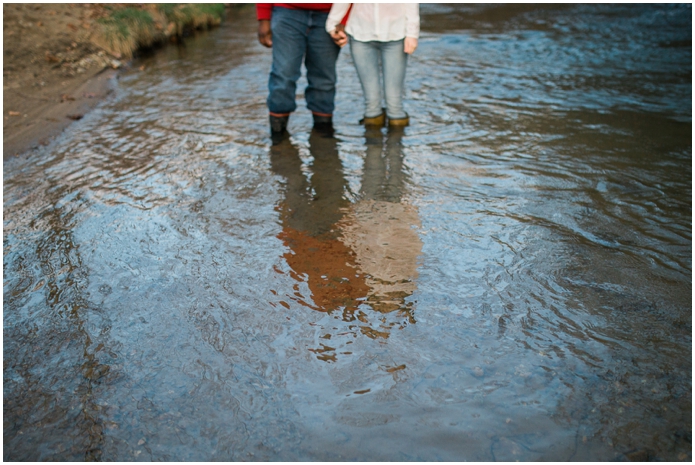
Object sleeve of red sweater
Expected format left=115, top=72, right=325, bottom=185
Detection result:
left=257, top=4, right=272, bottom=21
left=256, top=4, right=334, bottom=21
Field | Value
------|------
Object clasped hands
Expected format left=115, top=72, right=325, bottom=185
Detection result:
left=329, top=24, right=418, bottom=54
left=329, top=24, right=349, bottom=47
left=259, top=21, right=417, bottom=54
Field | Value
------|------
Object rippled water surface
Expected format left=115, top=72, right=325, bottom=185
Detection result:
left=4, top=4, right=691, bottom=461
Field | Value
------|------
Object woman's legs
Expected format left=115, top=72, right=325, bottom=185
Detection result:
left=380, top=39, right=408, bottom=119
left=350, top=38, right=409, bottom=120
left=349, top=38, right=383, bottom=118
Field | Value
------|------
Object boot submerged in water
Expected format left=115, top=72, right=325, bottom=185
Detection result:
left=387, top=113, right=409, bottom=127
left=269, top=113, right=290, bottom=144
left=360, top=110, right=386, bottom=127
left=312, top=112, right=334, bottom=137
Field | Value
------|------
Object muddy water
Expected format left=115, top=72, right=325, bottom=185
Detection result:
left=4, top=4, right=691, bottom=461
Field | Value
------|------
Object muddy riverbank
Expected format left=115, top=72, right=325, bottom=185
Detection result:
left=3, top=3, right=226, bottom=159
left=3, top=4, right=115, bottom=158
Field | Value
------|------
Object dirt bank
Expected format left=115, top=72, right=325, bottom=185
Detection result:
left=3, top=3, right=225, bottom=160
left=3, top=4, right=122, bottom=159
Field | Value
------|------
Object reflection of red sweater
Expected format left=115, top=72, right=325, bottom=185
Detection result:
left=256, top=3, right=333, bottom=21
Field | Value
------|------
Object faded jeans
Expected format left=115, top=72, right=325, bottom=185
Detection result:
left=268, top=7, right=341, bottom=116
left=349, top=37, right=408, bottom=119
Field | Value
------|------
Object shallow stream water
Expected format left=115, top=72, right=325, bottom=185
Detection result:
left=4, top=4, right=691, bottom=461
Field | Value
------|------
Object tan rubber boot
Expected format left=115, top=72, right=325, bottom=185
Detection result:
left=360, top=111, right=386, bottom=127
left=388, top=114, right=410, bottom=127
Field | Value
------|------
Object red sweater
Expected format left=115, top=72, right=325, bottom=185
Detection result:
left=256, top=4, right=333, bottom=21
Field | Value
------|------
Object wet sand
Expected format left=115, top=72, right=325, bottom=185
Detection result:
left=3, top=66, right=117, bottom=159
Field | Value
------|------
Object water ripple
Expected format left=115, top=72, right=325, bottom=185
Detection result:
left=3, top=4, right=691, bottom=462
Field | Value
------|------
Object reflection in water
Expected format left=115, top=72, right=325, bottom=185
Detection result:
left=4, top=205, right=112, bottom=461
left=340, top=127, right=421, bottom=316
left=270, top=132, right=369, bottom=317
left=270, top=129, right=421, bottom=359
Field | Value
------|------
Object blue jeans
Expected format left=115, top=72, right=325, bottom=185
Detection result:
left=349, top=38, right=408, bottom=119
left=268, top=7, right=341, bottom=116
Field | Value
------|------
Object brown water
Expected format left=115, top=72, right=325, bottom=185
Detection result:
left=3, top=4, right=691, bottom=461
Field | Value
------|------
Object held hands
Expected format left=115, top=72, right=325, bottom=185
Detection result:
left=330, top=24, right=348, bottom=47
left=258, top=20, right=272, bottom=48
left=404, top=37, right=418, bottom=54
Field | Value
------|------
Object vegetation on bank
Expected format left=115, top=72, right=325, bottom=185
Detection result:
left=92, top=4, right=226, bottom=58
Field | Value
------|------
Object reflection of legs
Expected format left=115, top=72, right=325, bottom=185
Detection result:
left=307, top=129, right=367, bottom=319
left=360, top=128, right=385, bottom=200
left=308, top=130, right=348, bottom=234
left=359, top=127, right=406, bottom=202
left=349, top=38, right=383, bottom=118
left=269, top=139, right=310, bottom=231
left=381, top=40, right=407, bottom=120
left=383, top=128, right=406, bottom=202
left=271, top=136, right=368, bottom=318
left=270, top=134, right=348, bottom=235
left=348, top=126, right=419, bottom=317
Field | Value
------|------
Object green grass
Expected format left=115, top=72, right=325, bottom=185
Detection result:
left=93, top=4, right=225, bottom=58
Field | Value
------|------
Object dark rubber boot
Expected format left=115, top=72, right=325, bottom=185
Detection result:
left=312, top=113, right=334, bottom=137
left=270, top=114, right=289, bottom=134
left=270, top=114, right=289, bottom=145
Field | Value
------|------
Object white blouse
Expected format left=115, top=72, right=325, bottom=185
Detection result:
left=326, top=3, right=420, bottom=42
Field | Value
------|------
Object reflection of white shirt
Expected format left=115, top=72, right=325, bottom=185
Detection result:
left=326, top=3, right=420, bottom=42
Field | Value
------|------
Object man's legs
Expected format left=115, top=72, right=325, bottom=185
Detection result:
left=268, top=8, right=308, bottom=135
left=305, top=11, right=340, bottom=132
